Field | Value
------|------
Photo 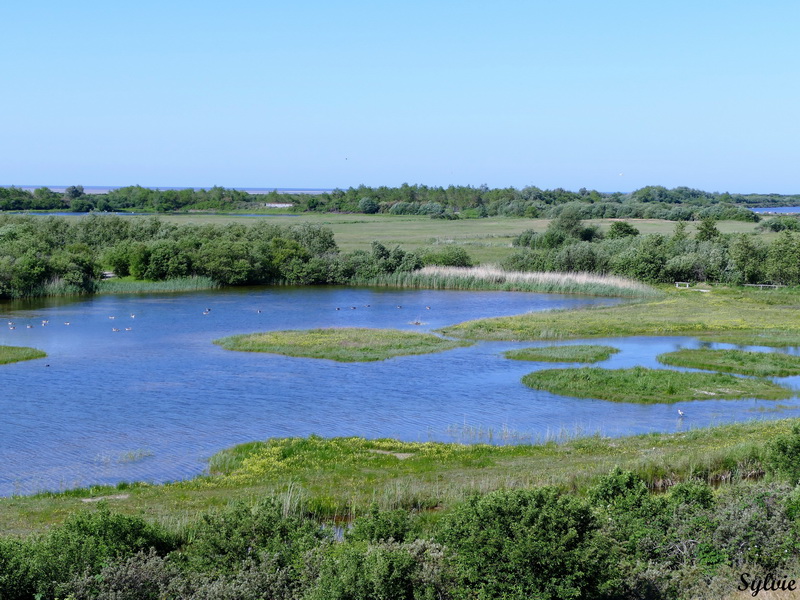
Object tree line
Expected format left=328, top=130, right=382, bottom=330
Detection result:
left=0, top=215, right=470, bottom=299
left=3, top=183, right=797, bottom=222
left=506, top=208, right=800, bottom=285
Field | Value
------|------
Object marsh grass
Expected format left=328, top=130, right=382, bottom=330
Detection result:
left=521, top=366, right=792, bottom=403
left=362, top=265, right=658, bottom=298
left=698, top=330, right=800, bottom=347
left=97, top=276, right=219, bottom=294
left=5, top=419, right=797, bottom=534
left=214, top=327, right=474, bottom=362
left=504, top=344, right=619, bottom=363
left=658, top=348, right=800, bottom=377
left=439, top=286, right=800, bottom=341
left=0, top=345, right=46, bottom=365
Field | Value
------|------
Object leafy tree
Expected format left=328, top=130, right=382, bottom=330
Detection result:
left=607, top=221, right=640, bottom=239
left=695, top=217, right=720, bottom=241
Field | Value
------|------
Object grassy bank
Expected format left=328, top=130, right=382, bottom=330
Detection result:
left=697, top=330, right=800, bottom=347
left=439, top=286, right=800, bottom=341
left=97, top=276, right=219, bottom=294
left=521, top=366, right=792, bottom=403
left=214, top=327, right=473, bottom=362
left=2, top=419, right=797, bottom=536
left=0, top=345, right=46, bottom=365
left=363, top=265, right=659, bottom=298
left=504, top=344, right=619, bottom=363
left=658, top=348, right=800, bottom=377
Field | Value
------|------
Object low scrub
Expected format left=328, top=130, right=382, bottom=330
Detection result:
left=522, top=366, right=792, bottom=403
left=504, top=344, right=619, bottom=363
left=213, top=327, right=473, bottom=362
left=658, top=348, right=800, bottom=377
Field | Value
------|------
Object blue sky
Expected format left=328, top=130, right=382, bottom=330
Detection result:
left=1, top=1, right=798, bottom=193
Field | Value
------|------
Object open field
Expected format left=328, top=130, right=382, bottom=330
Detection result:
left=154, top=214, right=764, bottom=264
left=0, top=345, right=46, bottom=365
left=658, top=348, right=800, bottom=377
left=504, top=344, right=620, bottom=363
left=1, top=418, right=795, bottom=536
left=439, top=286, right=800, bottom=340
left=521, top=366, right=791, bottom=403
left=214, top=327, right=474, bottom=362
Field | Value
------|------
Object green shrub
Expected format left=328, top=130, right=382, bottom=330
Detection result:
left=765, top=423, right=800, bottom=483
left=346, top=505, right=416, bottom=543
left=437, top=488, right=618, bottom=600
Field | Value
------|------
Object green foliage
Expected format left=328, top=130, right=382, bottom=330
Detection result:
left=346, top=505, right=416, bottom=543
left=695, top=216, right=721, bottom=241
left=0, top=345, right=46, bottom=365
left=607, top=220, right=640, bottom=239
left=419, top=246, right=473, bottom=267
left=765, top=423, right=800, bottom=483
left=182, top=499, right=327, bottom=575
left=438, top=488, right=617, bottom=599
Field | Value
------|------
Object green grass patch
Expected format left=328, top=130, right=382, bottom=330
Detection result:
left=3, top=418, right=797, bottom=536
left=504, top=344, right=619, bottom=363
left=521, top=366, right=792, bottom=403
left=0, top=345, right=46, bottom=365
left=439, top=286, right=800, bottom=341
left=657, top=348, right=800, bottom=377
left=214, top=327, right=474, bottom=362
left=97, top=276, right=219, bottom=294
left=697, top=330, right=800, bottom=347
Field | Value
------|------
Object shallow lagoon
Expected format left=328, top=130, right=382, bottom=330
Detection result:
left=2, top=287, right=799, bottom=496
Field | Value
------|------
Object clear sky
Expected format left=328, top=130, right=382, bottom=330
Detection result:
left=1, top=1, right=798, bottom=193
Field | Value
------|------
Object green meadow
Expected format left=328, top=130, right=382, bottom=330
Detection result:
left=504, top=344, right=620, bottom=363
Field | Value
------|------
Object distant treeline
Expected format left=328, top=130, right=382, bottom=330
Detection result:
left=5, top=183, right=800, bottom=221
left=0, top=215, right=470, bottom=299
left=505, top=208, right=800, bottom=285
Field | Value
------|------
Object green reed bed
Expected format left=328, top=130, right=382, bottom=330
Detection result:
left=440, top=286, right=800, bottom=341
left=361, top=266, right=659, bottom=298
left=97, top=276, right=219, bottom=294
left=521, top=366, right=792, bottom=403
left=504, top=344, right=619, bottom=363
left=657, top=348, right=800, bottom=377
left=214, top=327, right=473, bottom=362
left=0, top=345, right=46, bottom=365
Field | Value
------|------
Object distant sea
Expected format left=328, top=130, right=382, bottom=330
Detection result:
left=7, top=185, right=333, bottom=195
left=751, top=207, right=800, bottom=214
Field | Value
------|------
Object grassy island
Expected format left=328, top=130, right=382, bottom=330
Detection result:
left=521, top=366, right=792, bottom=403
left=658, top=348, right=800, bottom=377
left=439, top=287, right=800, bottom=341
left=0, top=345, right=46, bottom=365
left=214, top=327, right=473, bottom=362
left=504, top=344, right=619, bottom=363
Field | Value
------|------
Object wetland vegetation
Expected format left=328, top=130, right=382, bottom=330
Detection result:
left=503, top=344, right=619, bottom=363
left=5, top=421, right=800, bottom=599
left=658, top=348, right=800, bottom=377
left=521, top=366, right=792, bottom=403
left=0, top=344, right=46, bottom=365
left=214, top=328, right=473, bottom=362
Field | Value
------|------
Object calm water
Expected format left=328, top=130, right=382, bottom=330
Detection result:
left=2, top=287, right=799, bottom=496
left=751, top=206, right=800, bottom=214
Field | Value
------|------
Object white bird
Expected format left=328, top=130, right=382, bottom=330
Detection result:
left=678, top=409, right=685, bottom=417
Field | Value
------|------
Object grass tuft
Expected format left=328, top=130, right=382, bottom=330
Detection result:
left=214, top=327, right=474, bottom=362
left=97, top=276, right=219, bottom=294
